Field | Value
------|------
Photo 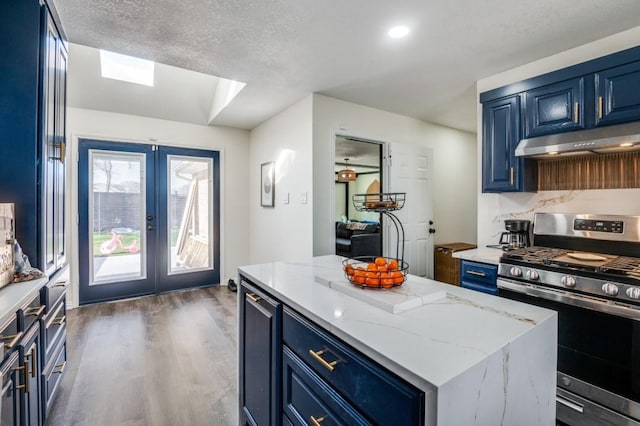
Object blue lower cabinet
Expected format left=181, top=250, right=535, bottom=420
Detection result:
left=283, top=308, right=424, bottom=425
left=460, top=260, right=498, bottom=295
left=283, top=346, right=369, bottom=426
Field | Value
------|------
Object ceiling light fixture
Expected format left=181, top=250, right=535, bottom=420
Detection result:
left=388, top=25, right=410, bottom=38
left=100, top=49, right=155, bottom=86
left=620, top=142, right=634, bottom=147
left=337, top=159, right=357, bottom=182
left=548, top=151, right=559, bottom=155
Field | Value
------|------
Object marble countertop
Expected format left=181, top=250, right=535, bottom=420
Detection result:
left=0, top=277, right=47, bottom=326
left=451, top=247, right=503, bottom=265
left=238, top=255, right=555, bottom=391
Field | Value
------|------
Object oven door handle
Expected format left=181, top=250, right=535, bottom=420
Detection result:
left=556, top=394, right=584, bottom=413
left=497, top=278, right=640, bottom=321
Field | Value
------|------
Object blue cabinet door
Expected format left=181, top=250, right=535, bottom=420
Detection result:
left=523, top=78, right=585, bottom=137
left=240, top=280, right=281, bottom=426
left=482, top=95, right=535, bottom=192
left=595, top=61, right=640, bottom=126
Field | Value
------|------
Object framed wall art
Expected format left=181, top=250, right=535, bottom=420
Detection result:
left=261, top=161, right=275, bottom=207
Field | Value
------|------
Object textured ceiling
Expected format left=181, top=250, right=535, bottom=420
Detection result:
left=53, top=0, right=640, bottom=132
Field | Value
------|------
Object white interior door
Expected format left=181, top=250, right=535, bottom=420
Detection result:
left=384, top=143, right=434, bottom=278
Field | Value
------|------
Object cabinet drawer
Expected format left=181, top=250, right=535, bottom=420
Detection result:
left=42, top=334, right=67, bottom=416
left=0, top=313, right=19, bottom=361
left=283, top=308, right=423, bottom=426
left=41, top=266, right=69, bottom=314
left=19, top=291, right=45, bottom=333
left=283, top=346, right=369, bottom=426
left=43, top=296, right=66, bottom=359
left=460, top=260, right=497, bottom=285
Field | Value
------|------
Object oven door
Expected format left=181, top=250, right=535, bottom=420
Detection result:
left=498, top=278, right=640, bottom=425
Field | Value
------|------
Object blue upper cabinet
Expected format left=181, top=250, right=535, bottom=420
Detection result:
left=595, top=61, right=640, bottom=126
left=523, top=78, right=586, bottom=138
left=482, top=95, right=535, bottom=192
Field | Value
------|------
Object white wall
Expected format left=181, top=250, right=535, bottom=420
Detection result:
left=476, top=26, right=640, bottom=247
left=248, top=96, right=314, bottom=263
left=66, top=107, right=250, bottom=308
left=313, top=94, right=478, bottom=256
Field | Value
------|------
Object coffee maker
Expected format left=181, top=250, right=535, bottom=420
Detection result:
left=499, top=219, right=531, bottom=248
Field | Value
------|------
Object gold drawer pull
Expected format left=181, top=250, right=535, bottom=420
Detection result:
left=1, top=332, right=23, bottom=350
left=573, top=102, right=579, bottom=123
left=467, top=270, right=487, bottom=277
left=510, top=167, right=514, bottom=186
left=598, top=96, right=603, bottom=119
left=52, top=315, right=66, bottom=327
left=309, top=348, right=339, bottom=372
left=14, top=362, right=29, bottom=393
left=29, top=347, right=37, bottom=378
left=53, top=281, right=68, bottom=289
left=246, top=293, right=261, bottom=303
left=310, top=415, right=327, bottom=426
left=52, top=361, right=67, bottom=375
left=25, top=305, right=46, bottom=317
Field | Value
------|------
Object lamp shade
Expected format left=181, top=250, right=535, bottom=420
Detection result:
left=337, top=159, right=356, bottom=182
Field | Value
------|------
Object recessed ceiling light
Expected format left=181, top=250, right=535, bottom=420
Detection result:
left=620, top=142, right=634, bottom=147
left=100, top=49, right=155, bottom=86
left=388, top=25, right=410, bottom=39
left=548, top=151, right=559, bottom=155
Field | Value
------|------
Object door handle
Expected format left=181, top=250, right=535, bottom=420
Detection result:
left=146, top=215, right=153, bottom=221
left=429, top=228, right=436, bottom=234
left=147, top=225, right=156, bottom=231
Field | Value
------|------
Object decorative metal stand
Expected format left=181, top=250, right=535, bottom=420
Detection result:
left=352, top=192, right=406, bottom=268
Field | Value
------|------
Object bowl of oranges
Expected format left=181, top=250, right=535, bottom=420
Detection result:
left=342, top=256, right=409, bottom=289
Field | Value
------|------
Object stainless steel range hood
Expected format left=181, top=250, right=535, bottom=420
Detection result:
left=515, top=121, right=640, bottom=158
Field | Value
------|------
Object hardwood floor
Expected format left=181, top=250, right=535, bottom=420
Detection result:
left=46, top=286, right=239, bottom=426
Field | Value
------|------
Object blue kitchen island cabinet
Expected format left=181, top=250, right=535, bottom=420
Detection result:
left=459, top=260, right=498, bottom=295
left=239, top=280, right=281, bottom=426
left=239, top=256, right=557, bottom=426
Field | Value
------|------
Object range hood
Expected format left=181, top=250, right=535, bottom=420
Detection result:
left=515, top=121, right=640, bottom=158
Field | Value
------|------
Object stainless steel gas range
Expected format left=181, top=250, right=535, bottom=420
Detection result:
left=497, top=213, right=640, bottom=426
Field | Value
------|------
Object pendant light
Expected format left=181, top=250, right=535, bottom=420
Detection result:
left=337, top=158, right=357, bottom=182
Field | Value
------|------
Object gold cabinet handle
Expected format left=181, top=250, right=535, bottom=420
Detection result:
left=52, top=315, right=66, bottom=326
left=52, top=361, right=67, bottom=375
left=29, top=347, right=37, bottom=378
left=51, top=141, right=66, bottom=164
left=25, top=305, right=46, bottom=317
left=510, top=167, right=515, bottom=186
left=246, top=293, right=261, bottom=303
left=1, top=332, right=23, bottom=350
left=310, top=415, right=327, bottom=426
left=308, top=348, right=339, bottom=372
left=14, top=361, right=29, bottom=393
left=573, top=102, right=579, bottom=123
left=467, top=270, right=487, bottom=277
left=598, top=96, right=603, bottom=119
left=53, top=281, right=68, bottom=288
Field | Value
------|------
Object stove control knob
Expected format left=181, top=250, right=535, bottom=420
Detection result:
left=510, top=267, right=522, bottom=277
left=626, top=287, right=640, bottom=300
left=526, top=270, right=540, bottom=281
left=602, top=283, right=619, bottom=296
left=561, top=276, right=576, bottom=288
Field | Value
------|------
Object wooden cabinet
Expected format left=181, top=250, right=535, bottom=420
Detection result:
left=0, top=0, right=66, bottom=275
left=482, top=95, right=536, bottom=192
left=595, top=61, right=640, bottom=126
left=434, top=243, right=476, bottom=285
left=239, top=280, right=281, bottom=426
left=460, top=260, right=498, bottom=295
left=523, top=78, right=586, bottom=137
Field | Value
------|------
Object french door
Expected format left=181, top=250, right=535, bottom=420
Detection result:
left=78, top=139, right=220, bottom=305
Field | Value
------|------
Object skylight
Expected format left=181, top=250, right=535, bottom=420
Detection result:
left=100, top=49, right=155, bottom=86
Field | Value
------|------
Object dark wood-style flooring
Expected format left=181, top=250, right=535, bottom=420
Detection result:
left=46, top=286, right=239, bottom=426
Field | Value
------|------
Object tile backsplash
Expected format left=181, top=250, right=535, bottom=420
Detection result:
left=478, top=188, right=640, bottom=246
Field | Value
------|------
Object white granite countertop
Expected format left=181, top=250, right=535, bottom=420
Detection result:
left=238, top=255, right=555, bottom=391
left=452, top=247, right=503, bottom=265
left=0, top=277, right=47, bottom=326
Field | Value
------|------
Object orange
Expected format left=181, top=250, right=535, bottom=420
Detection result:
left=374, top=257, right=387, bottom=267
left=381, top=278, right=394, bottom=287
left=388, top=259, right=399, bottom=271
left=391, top=271, right=404, bottom=284
left=377, top=265, right=388, bottom=272
left=353, top=269, right=365, bottom=277
left=345, top=265, right=355, bottom=276
left=365, top=277, right=380, bottom=287
left=353, top=275, right=366, bottom=284
left=367, top=263, right=378, bottom=271
left=365, top=271, right=378, bottom=279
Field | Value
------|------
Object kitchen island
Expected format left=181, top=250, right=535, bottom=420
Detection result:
left=238, top=255, right=556, bottom=425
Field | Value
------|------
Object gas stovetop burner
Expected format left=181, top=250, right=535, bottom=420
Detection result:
left=500, top=246, right=568, bottom=264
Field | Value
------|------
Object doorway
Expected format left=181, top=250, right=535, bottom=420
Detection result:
left=334, top=136, right=383, bottom=258
left=77, top=139, right=220, bottom=305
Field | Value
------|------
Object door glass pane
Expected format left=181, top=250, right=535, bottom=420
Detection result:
left=89, top=151, right=146, bottom=284
left=168, top=155, right=213, bottom=274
